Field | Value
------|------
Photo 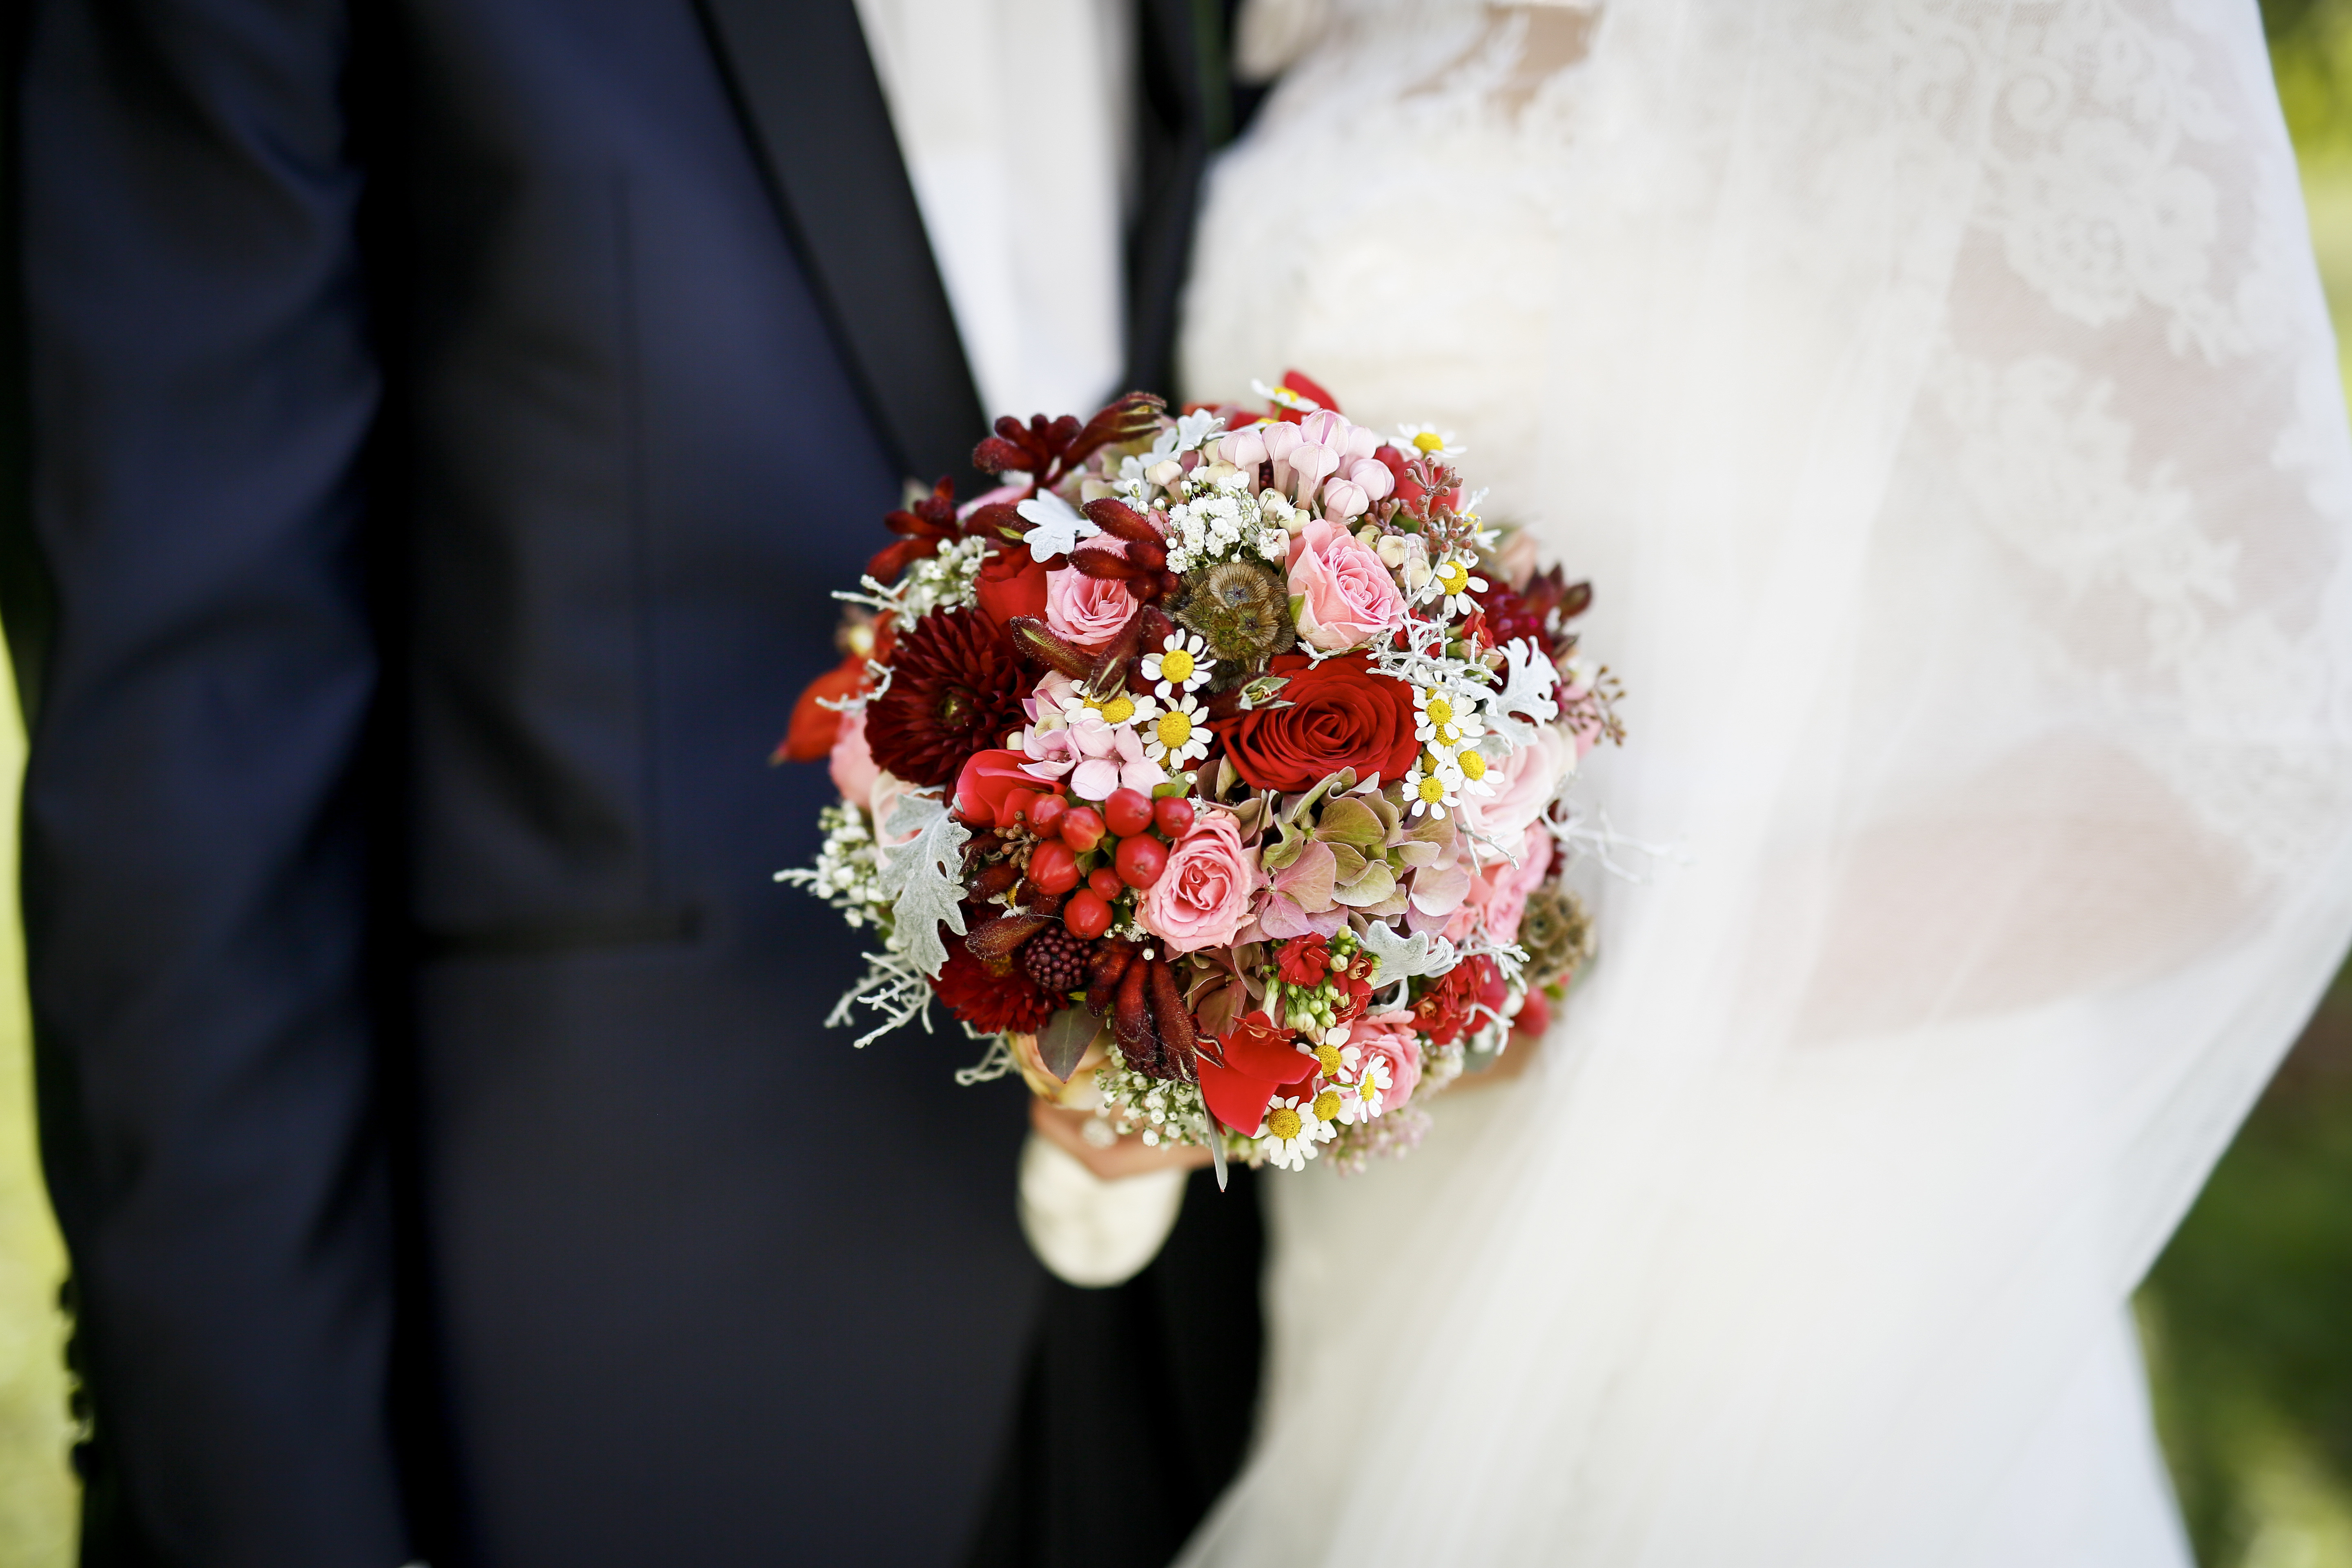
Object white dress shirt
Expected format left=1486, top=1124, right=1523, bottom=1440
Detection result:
left=853, top=0, right=1132, bottom=421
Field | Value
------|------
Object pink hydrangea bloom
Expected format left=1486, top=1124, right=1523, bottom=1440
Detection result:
left=1019, top=708, right=1165, bottom=802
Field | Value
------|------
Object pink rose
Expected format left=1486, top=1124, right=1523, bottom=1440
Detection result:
left=1140, top=804, right=1261, bottom=954
left=828, top=704, right=880, bottom=812
left=1286, top=517, right=1405, bottom=652
left=1045, top=540, right=1142, bottom=652
left=1459, top=724, right=1575, bottom=842
left=1350, top=1010, right=1423, bottom=1110
left=868, top=771, right=925, bottom=849
left=1447, top=825, right=1552, bottom=944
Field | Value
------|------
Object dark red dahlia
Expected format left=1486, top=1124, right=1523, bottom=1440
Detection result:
left=1472, top=580, right=1547, bottom=652
left=1478, top=566, right=1592, bottom=662
left=863, top=608, right=1029, bottom=788
left=934, top=936, right=1060, bottom=1036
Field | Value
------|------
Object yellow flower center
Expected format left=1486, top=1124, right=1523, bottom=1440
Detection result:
left=1156, top=710, right=1194, bottom=749
left=1315, top=1043, right=1343, bottom=1076
left=1412, top=431, right=1446, bottom=453
left=1417, top=775, right=1446, bottom=805
left=1158, top=647, right=1196, bottom=682
left=1091, top=694, right=1136, bottom=725
left=1458, top=748, right=1488, bottom=781
left=1423, top=695, right=1453, bottom=725
left=1436, top=561, right=1469, bottom=594
left=1433, top=722, right=1460, bottom=747
left=1266, top=1106, right=1303, bottom=1141
left=1313, top=1090, right=1343, bottom=1122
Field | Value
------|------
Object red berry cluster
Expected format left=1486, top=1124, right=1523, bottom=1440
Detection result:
left=994, top=784, right=1195, bottom=940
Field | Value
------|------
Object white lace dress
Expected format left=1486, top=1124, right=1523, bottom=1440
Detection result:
left=1176, top=2, right=2352, bottom=1563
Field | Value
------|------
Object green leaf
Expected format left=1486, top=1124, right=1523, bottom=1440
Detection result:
left=1037, top=1007, right=1103, bottom=1082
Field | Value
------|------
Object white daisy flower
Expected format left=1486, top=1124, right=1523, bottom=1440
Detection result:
left=1394, top=423, right=1465, bottom=460
left=1143, top=692, right=1212, bottom=768
left=1454, top=742, right=1498, bottom=798
left=1412, top=684, right=1485, bottom=754
left=1140, top=630, right=1212, bottom=698
left=1428, top=554, right=1489, bottom=619
left=1257, top=1094, right=1332, bottom=1171
left=1403, top=751, right=1464, bottom=820
left=1057, top=684, right=1146, bottom=731
left=1338, top=1056, right=1392, bottom=1125
left=1308, top=1039, right=1363, bottom=1083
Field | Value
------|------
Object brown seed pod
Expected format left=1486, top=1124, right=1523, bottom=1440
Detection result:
left=965, top=912, right=1050, bottom=966
left=1145, top=960, right=1198, bottom=1078
left=1082, top=497, right=1160, bottom=545
left=969, top=862, right=1021, bottom=901
left=1086, top=942, right=1136, bottom=1014
left=1007, top=616, right=1097, bottom=679
left=1114, top=958, right=1153, bottom=1059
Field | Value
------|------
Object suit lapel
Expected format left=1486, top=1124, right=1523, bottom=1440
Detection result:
left=693, top=0, right=987, bottom=486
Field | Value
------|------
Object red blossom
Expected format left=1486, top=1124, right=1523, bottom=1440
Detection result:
left=1195, top=1010, right=1317, bottom=1137
left=1275, top=935, right=1331, bottom=987
left=1413, top=954, right=1505, bottom=1047
left=869, top=478, right=963, bottom=583
left=775, top=653, right=865, bottom=764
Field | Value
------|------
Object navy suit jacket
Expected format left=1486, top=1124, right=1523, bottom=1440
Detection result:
left=4, top=2, right=1234, bottom=1563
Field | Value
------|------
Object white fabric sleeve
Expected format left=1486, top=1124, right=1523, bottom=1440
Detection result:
left=1016, top=1133, right=1190, bottom=1289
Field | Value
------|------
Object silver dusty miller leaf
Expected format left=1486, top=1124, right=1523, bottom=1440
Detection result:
left=876, top=791, right=970, bottom=978
left=1486, top=637, right=1563, bottom=747
left=1360, top=920, right=1457, bottom=985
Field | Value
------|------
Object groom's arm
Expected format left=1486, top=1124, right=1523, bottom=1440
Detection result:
left=11, top=0, right=411, bottom=1562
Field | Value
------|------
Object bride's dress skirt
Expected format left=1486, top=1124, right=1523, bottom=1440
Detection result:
left=1174, top=2, right=2352, bottom=1562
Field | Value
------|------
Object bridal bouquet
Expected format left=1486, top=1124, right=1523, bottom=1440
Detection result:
left=780, top=374, right=1618, bottom=1174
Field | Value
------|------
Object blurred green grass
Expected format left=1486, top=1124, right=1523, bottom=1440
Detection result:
left=2, top=11, right=2352, bottom=1567
left=0, top=652, right=74, bottom=1559
left=2129, top=17, right=2352, bottom=1568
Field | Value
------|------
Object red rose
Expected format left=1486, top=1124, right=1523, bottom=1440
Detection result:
left=775, top=652, right=865, bottom=763
left=973, top=544, right=1049, bottom=627
left=1212, top=653, right=1419, bottom=794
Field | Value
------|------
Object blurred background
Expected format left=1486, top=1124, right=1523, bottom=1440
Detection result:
left=2, top=8, right=2351, bottom=1563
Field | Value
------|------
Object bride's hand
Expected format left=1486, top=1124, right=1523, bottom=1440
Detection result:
left=1028, top=1098, right=1214, bottom=1182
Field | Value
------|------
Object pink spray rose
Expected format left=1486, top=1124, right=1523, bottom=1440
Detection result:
left=1045, top=539, right=1143, bottom=652
left=1459, top=723, right=1575, bottom=842
left=868, top=771, right=924, bottom=849
left=828, top=703, right=880, bottom=813
left=1350, top=1010, right=1423, bottom=1111
left=1287, top=517, right=1405, bottom=652
left=1140, top=804, right=1261, bottom=954
left=1447, top=825, right=1552, bottom=944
